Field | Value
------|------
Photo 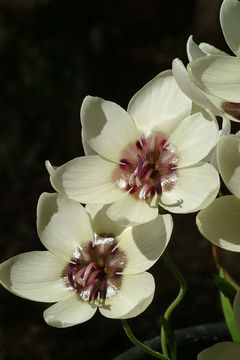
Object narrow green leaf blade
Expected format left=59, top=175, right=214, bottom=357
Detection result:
left=214, top=273, right=236, bottom=303
left=219, top=268, right=240, bottom=342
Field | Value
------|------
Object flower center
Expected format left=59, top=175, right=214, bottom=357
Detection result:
left=66, top=235, right=126, bottom=303
left=113, top=132, right=178, bottom=200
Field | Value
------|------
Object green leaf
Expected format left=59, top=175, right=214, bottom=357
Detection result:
left=161, top=317, right=177, bottom=360
left=214, top=273, right=236, bottom=303
left=219, top=268, right=240, bottom=342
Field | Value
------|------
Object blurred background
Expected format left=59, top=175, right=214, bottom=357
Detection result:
left=0, top=0, right=239, bottom=359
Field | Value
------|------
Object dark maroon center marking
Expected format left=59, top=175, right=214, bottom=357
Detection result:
left=66, top=236, right=126, bottom=302
left=113, top=132, right=179, bottom=200
left=222, top=101, right=240, bottom=121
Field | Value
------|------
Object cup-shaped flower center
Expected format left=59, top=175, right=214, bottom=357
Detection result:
left=66, top=235, right=126, bottom=303
left=113, top=132, right=178, bottom=201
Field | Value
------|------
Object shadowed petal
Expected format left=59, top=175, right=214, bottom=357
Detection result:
left=99, top=272, right=155, bottom=319
left=160, top=163, right=220, bottom=214
left=117, top=214, right=173, bottom=274
left=198, top=342, right=240, bottom=360
left=107, top=193, right=158, bottom=226
left=220, top=0, right=240, bottom=56
left=172, top=58, right=221, bottom=114
left=85, top=203, right=124, bottom=237
left=217, top=135, right=240, bottom=198
left=37, top=193, right=93, bottom=260
left=81, top=96, right=140, bottom=162
left=168, top=111, right=218, bottom=167
left=196, top=196, right=240, bottom=252
left=189, top=55, right=240, bottom=103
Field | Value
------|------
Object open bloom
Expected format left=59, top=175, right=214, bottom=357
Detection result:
left=198, top=290, right=240, bottom=359
left=48, top=70, right=220, bottom=225
left=197, top=135, right=240, bottom=252
left=173, top=0, right=240, bottom=122
left=0, top=193, right=172, bottom=328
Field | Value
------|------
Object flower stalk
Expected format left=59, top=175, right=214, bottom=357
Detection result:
left=121, top=319, right=171, bottom=360
left=160, top=249, right=187, bottom=359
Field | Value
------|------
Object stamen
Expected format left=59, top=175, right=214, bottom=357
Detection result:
left=143, top=167, right=155, bottom=182
left=120, top=159, right=131, bottom=169
left=67, top=238, right=127, bottom=302
left=83, top=262, right=96, bottom=283
left=135, top=176, right=141, bottom=187
left=113, top=132, right=179, bottom=200
left=87, top=269, right=102, bottom=285
left=129, top=173, right=135, bottom=186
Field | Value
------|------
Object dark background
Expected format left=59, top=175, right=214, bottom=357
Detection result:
left=0, top=0, right=239, bottom=359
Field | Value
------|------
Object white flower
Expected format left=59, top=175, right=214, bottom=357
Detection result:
left=48, top=71, right=220, bottom=225
left=173, top=0, right=240, bottom=122
left=197, top=135, right=240, bottom=252
left=197, top=290, right=240, bottom=359
left=0, top=193, right=173, bottom=328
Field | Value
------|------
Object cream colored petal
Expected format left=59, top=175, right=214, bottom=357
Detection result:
left=99, top=272, right=155, bottom=319
left=117, top=214, right=173, bottom=274
left=233, top=290, right=240, bottom=334
left=50, top=156, right=124, bottom=204
left=43, top=295, right=97, bottom=328
left=208, top=117, right=231, bottom=169
left=187, top=35, right=206, bottom=61
left=160, top=163, right=220, bottom=214
left=197, top=342, right=240, bottom=360
left=128, top=70, right=192, bottom=137
left=85, top=204, right=124, bottom=237
left=80, top=96, right=140, bottom=162
left=196, top=195, right=240, bottom=252
left=189, top=55, right=240, bottom=102
left=80, top=97, right=97, bottom=156
left=221, top=117, right=232, bottom=136
left=168, top=111, right=218, bottom=167
left=199, top=42, right=228, bottom=56
left=81, top=130, right=97, bottom=156
left=37, top=193, right=93, bottom=260
left=45, top=160, right=57, bottom=176
left=217, top=135, right=240, bottom=197
left=0, top=251, right=73, bottom=302
left=172, top=58, right=221, bottom=114
left=220, top=0, right=240, bottom=56
left=107, top=193, right=158, bottom=226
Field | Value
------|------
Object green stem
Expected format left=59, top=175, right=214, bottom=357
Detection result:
left=121, top=319, right=171, bottom=360
left=161, top=249, right=187, bottom=359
